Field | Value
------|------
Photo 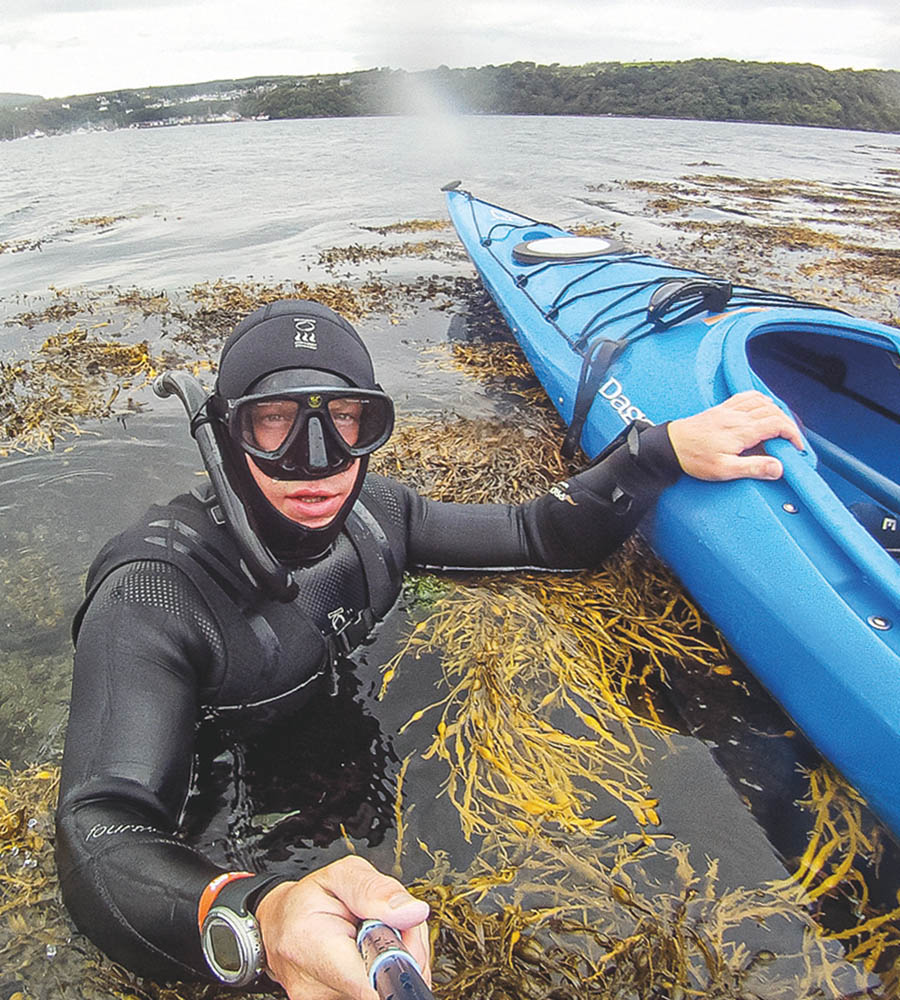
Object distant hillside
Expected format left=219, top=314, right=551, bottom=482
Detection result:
left=2, top=59, right=899, bottom=140
left=0, top=92, right=43, bottom=109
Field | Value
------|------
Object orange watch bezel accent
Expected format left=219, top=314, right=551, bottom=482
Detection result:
left=197, top=871, right=255, bottom=932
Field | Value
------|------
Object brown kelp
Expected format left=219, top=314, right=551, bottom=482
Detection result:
left=0, top=327, right=157, bottom=453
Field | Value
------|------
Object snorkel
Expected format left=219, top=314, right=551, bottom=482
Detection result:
left=153, top=369, right=299, bottom=601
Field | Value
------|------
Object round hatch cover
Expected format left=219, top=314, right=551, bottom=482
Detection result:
left=512, top=235, right=625, bottom=263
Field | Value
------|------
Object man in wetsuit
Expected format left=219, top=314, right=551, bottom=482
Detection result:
left=55, top=300, right=803, bottom=999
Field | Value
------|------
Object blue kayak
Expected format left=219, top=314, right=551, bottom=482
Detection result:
left=445, top=184, right=900, bottom=842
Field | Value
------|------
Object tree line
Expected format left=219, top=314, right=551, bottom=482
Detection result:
left=2, top=59, right=899, bottom=140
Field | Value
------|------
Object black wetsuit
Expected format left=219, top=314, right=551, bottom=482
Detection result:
left=56, top=426, right=681, bottom=981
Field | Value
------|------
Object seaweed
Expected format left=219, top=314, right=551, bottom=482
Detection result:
left=0, top=327, right=158, bottom=453
left=417, top=835, right=869, bottom=1000
left=359, top=219, right=451, bottom=236
left=0, top=213, right=128, bottom=259
left=70, top=216, right=128, bottom=230
left=372, top=412, right=576, bottom=504
left=318, top=239, right=458, bottom=269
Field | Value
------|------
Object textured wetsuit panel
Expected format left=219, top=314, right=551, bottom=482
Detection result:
left=362, top=476, right=406, bottom=529
left=90, top=560, right=226, bottom=660
left=292, top=531, right=368, bottom=630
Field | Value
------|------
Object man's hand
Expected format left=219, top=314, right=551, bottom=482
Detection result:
left=667, top=390, right=804, bottom=481
left=256, top=856, right=431, bottom=1000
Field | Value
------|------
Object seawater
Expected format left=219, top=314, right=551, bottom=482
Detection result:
left=2, top=114, right=897, bottom=301
left=2, top=115, right=900, bottom=994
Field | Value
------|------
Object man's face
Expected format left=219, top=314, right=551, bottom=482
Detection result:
left=245, top=454, right=361, bottom=529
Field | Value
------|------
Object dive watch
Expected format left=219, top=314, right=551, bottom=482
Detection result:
left=199, top=872, right=286, bottom=986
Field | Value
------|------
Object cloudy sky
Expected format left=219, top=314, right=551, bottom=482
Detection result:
left=3, top=0, right=899, bottom=100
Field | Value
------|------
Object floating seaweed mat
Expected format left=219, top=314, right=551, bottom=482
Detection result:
left=381, top=571, right=899, bottom=996
left=776, top=763, right=900, bottom=990
left=360, top=219, right=451, bottom=236
left=317, top=239, right=456, bottom=268
left=0, top=327, right=158, bottom=453
left=424, top=342, right=551, bottom=406
left=372, top=412, right=578, bottom=506
left=382, top=555, right=716, bottom=838
left=170, top=275, right=470, bottom=355
left=415, top=828, right=883, bottom=1000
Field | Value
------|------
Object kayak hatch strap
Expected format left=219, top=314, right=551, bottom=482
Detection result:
left=572, top=276, right=688, bottom=348
left=550, top=254, right=695, bottom=313
left=481, top=220, right=531, bottom=246
left=647, top=278, right=733, bottom=328
left=544, top=256, right=659, bottom=307
left=561, top=339, right=626, bottom=459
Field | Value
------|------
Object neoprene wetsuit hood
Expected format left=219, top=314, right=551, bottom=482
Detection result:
left=216, top=299, right=379, bottom=398
left=212, top=299, right=385, bottom=565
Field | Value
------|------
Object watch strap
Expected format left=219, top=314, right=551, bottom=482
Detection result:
left=198, top=871, right=291, bottom=930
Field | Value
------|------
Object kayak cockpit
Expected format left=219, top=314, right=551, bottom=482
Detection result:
left=747, top=325, right=900, bottom=515
left=719, top=313, right=900, bottom=571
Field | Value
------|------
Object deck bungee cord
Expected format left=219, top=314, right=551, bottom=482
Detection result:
left=446, top=184, right=846, bottom=460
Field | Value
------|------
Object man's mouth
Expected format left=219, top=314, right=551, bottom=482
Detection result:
left=282, top=489, right=346, bottom=523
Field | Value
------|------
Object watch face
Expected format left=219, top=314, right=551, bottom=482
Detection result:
left=208, top=920, right=242, bottom=974
left=201, top=907, right=264, bottom=986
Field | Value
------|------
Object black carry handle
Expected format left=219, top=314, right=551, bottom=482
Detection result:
left=561, top=339, right=624, bottom=459
left=153, top=371, right=298, bottom=602
left=647, top=278, right=733, bottom=328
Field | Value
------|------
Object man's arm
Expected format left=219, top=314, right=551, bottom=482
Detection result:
left=402, top=391, right=803, bottom=572
left=56, top=561, right=432, bottom=993
left=56, top=562, right=226, bottom=979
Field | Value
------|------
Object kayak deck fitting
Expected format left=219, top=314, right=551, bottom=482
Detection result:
left=445, top=184, right=900, bottom=843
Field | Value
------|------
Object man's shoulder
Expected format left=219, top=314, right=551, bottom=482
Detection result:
left=359, top=471, right=412, bottom=522
left=85, top=489, right=225, bottom=582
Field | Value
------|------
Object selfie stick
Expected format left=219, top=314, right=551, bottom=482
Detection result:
left=357, top=920, right=435, bottom=1000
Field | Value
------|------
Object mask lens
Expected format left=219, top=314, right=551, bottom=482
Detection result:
left=240, top=399, right=300, bottom=452
left=327, top=395, right=392, bottom=451
left=327, top=397, right=364, bottom=446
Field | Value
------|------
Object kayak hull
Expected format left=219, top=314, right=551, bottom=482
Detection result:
left=446, top=187, right=900, bottom=841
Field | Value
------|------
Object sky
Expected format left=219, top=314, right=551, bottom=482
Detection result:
left=3, top=0, right=899, bottom=100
